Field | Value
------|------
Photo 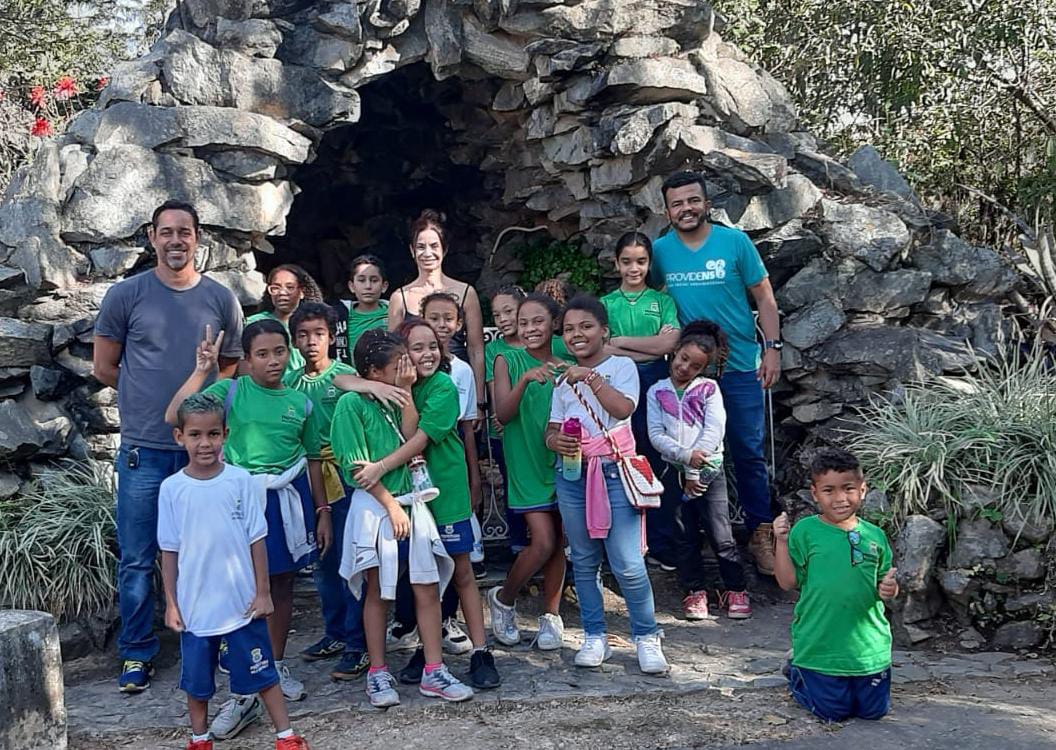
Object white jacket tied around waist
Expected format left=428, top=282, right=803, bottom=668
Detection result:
left=340, top=486, right=453, bottom=601
left=645, top=376, right=726, bottom=480
left=251, top=456, right=313, bottom=561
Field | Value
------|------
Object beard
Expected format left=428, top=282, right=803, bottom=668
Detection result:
left=159, top=246, right=194, bottom=272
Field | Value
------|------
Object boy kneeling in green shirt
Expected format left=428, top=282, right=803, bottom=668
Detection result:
left=773, top=448, right=899, bottom=723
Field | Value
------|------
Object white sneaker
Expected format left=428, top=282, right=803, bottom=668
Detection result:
left=366, top=669, right=401, bottom=708
left=534, top=613, right=564, bottom=651
left=574, top=634, right=612, bottom=667
left=634, top=631, right=670, bottom=675
left=386, top=621, right=419, bottom=652
left=209, top=694, right=262, bottom=739
left=487, top=586, right=521, bottom=646
left=277, top=661, right=306, bottom=701
left=442, top=617, right=473, bottom=655
left=419, top=663, right=475, bottom=702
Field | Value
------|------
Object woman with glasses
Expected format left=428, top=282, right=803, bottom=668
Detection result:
left=249, top=265, right=325, bottom=376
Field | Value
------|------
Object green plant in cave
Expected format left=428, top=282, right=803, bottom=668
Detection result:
left=517, top=238, right=603, bottom=297
left=0, top=460, right=116, bottom=619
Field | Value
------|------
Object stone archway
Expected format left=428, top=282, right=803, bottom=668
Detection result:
left=0, top=0, right=1014, bottom=501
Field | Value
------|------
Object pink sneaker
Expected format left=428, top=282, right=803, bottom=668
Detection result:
left=682, top=590, right=710, bottom=620
left=726, top=591, right=752, bottom=619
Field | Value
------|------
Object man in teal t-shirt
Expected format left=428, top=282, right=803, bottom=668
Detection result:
left=651, top=170, right=783, bottom=576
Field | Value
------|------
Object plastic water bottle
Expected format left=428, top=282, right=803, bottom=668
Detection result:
left=561, top=418, right=583, bottom=481
left=409, top=455, right=433, bottom=494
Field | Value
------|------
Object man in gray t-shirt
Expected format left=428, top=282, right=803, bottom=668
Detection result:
left=93, top=200, right=243, bottom=693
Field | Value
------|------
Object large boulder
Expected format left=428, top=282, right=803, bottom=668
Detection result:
left=0, top=318, right=52, bottom=367
left=160, top=30, right=360, bottom=126
left=848, top=145, right=919, bottom=204
left=781, top=298, right=845, bottom=350
left=895, top=515, right=945, bottom=592
left=62, top=145, right=295, bottom=241
left=0, top=611, right=66, bottom=750
left=814, top=326, right=975, bottom=379
left=910, top=229, right=1017, bottom=299
left=947, top=519, right=1010, bottom=569
left=817, top=199, right=911, bottom=271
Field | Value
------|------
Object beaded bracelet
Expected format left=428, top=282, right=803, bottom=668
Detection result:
left=584, top=369, right=602, bottom=391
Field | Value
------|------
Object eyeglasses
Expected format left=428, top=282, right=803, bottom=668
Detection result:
left=848, top=529, right=864, bottom=566
left=268, top=283, right=299, bottom=294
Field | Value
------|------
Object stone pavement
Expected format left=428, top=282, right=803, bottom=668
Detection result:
left=63, top=568, right=1053, bottom=741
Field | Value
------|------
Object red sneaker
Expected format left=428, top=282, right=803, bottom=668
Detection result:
left=682, top=590, right=710, bottom=620
left=186, top=739, right=213, bottom=750
left=276, top=737, right=311, bottom=750
left=726, top=591, right=752, bottom=619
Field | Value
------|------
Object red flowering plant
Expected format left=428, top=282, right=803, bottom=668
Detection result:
left=14, top=74, right=107, bottom=140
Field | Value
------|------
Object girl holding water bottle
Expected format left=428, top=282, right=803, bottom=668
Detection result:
left=546, top=295, right=669, bottom=674
left=489, top=293, right=568, bottom=652
left=646, top=321, right=751, bottom=621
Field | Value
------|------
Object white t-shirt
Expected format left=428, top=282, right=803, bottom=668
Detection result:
left=550, top=355, right=639, bottom=438
left=157, top=464, right=268, bottom=637
left=450, top=355, right=478, bottom=421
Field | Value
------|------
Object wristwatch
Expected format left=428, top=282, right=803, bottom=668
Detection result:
left=763, top=339, right=784, bottom=351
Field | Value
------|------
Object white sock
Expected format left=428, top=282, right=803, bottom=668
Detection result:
left=191, top=732, right=210, bottom=742
left=471, top=645, right=486, bottom=654
left=277, top=728, right=294, bottom=739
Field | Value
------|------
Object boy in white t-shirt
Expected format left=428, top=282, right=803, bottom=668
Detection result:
left=158, top=393, right=310, bottom=750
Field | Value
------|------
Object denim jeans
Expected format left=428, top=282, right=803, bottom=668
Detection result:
left=116, top=444, right=188, bottom=662
left=319, top=493, right=366, bottom=652
left=718, top=370, right=773, bottom=530
left=662, top=469, right=746, bottom=592
left=556, top=463, right=659, bottom=639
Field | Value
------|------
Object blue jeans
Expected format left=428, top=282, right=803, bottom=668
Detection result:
left=556, top=463, right=659, bottom=639
left=116, top=444, right=188, bottom=662
left=318, top=494, right=365, bottom=652
left=788, top=665, right=891, bottom=722
left=718, top=370, right=773, bottom=530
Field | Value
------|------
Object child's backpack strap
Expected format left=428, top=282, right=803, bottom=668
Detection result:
left=222, top=378, right=239, bottom=419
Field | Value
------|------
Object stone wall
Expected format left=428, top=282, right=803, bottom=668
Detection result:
left=0, top=1, right=1027, bottom=641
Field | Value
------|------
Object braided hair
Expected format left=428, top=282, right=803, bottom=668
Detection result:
left=263, top=264, right=324, bottom=312
left=354, top=328, right=405, bottom=378
left=490, top=284, right=526, bottom=305
left=397, top=315, right=451, bottom=374
left=678, top=319, right=730, bottom=379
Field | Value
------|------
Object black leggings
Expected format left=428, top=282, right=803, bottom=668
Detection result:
left=393, top=569, right=459, bottom=629
left=660, top=467, right=746, bottom=592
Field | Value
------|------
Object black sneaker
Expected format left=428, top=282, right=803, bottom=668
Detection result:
left=331, top=650, right=370, bottom=681
left=301, top=635, right=346, bottom=661
left=469, top=648, right=501, bottom=690
left=398, top=647, right=426, bottom=685
left=473, top=562, right=487, bottom=580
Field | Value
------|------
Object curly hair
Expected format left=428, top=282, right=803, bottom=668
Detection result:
left=289, top=302, right=340, bottom=338
left=535, top=278, right=574, bottom=309
left=354, top=328, right=405, bottom=377
left=263, top=264, right=324, bottom=311
left=678, top=319, right=730, bottom=379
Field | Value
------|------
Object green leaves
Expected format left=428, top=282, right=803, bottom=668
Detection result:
left=517, top=239, right=603, bottom=296
left=846, top=339, right=1056, bottom=530
left=0, top=460, right=116, bottom=620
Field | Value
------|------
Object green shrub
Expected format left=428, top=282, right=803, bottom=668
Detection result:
left=847, top=342, right=1056, bottom=528
left=517, top=238, right=603, bottom=296
left=0, top=461, right=116, bottom=619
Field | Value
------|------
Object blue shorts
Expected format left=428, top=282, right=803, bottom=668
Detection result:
left=180, top=619, right=278, bottom=701
left=788, top=665, right=891, bottom=723
left=264, top=471, right=317, bottom=575
left=437, top=518, right=474, bottom=555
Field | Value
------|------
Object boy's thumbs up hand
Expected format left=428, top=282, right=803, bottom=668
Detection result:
left=878, top=567, right=899, bottom=600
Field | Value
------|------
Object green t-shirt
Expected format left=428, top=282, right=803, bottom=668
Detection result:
left=346, top=301, right=389, bottom=363
left=498, top=349, right=556, bottom=510
left=282, top=360, right=357, bottom=452
left=246, top=310, right=304, bottom=375
left=551, top=335, right=576, bottom=364
left=601, top=288, right=679, bottom=363
left=329, top=392, right=411, bottom=495
left=788, top=515, right=894, bottom=676
left=485, top=337, right=520, bottom=383
left=413, top=372, right=471, bottom=526
left=202, top=377, right=320, bottom=474
left=485, top=337, right=521, bottom=440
